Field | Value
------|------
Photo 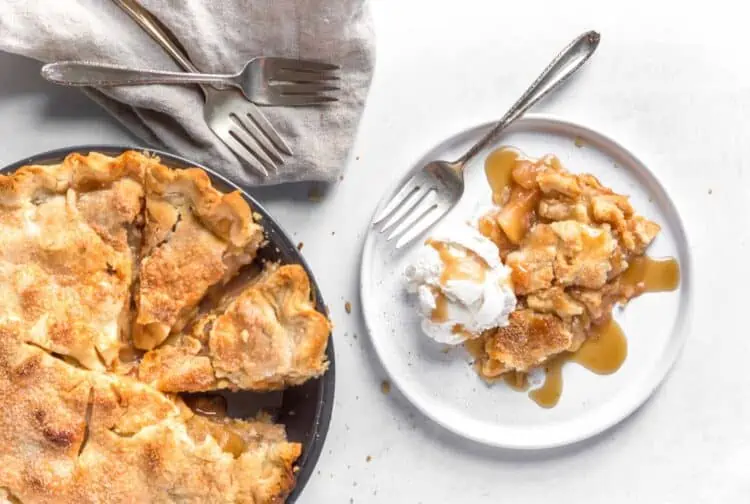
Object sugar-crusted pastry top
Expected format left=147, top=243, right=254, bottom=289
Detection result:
left=0, top=151, right=330, bottom=503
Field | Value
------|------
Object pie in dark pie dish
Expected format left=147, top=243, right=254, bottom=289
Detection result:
left=0, top=151, right=331, bottom=503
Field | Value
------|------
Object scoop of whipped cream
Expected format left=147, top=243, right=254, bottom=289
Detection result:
left=404, top=223, right=516, bottom=344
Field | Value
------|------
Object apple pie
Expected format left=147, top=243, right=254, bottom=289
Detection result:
left=138, top=264, right=331, bottom=393
left=0, top=151, right=331, bottom=503
left=474, top=148, right=661, bottom=378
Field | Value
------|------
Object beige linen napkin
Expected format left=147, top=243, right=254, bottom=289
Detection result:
left=0, top=0, right=375, bottom=186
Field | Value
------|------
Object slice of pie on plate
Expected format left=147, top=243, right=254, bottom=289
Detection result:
left=139, top=264, right=332, bottom=392
left=474, top=149, right=662, bottom=378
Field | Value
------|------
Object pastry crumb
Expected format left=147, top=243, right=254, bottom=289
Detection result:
left=345, top=301, right=352, bottom=314
left=574, top=136, right=585, bottom=148
left=297, top=242, right=304, bottom=251
left=380, top=380, right=391, bottom=394
left=308, top=186, right=323, bottom=202
left=366, top=455, right=372, bottom=462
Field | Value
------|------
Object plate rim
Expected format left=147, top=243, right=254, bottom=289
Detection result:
left=359, top=113, right=693, bottom=450
left=0, top=144, right=334, bottom=501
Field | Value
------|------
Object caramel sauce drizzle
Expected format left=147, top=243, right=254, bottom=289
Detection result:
left=620, top=256, right=680, bottom=292
left=530, top=319, right=627, bottom=408
left=485, top=148, right=519, bottom=204
left=478, top=146, right=681, bottom=408
left=427, top=240, right=488, bottom=324
left=431, top=292, right=449, bottom=323
left=428, top=240, right=487, bottom=284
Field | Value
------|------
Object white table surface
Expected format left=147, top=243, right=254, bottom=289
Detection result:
left=0, top=0, right=747, bottom=502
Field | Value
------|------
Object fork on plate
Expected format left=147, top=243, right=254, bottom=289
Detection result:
left=41, top=57, right=341, bottom=107
left=109, top=0, right=298, bottom=177
left=373, top=30, right=601, bottom=249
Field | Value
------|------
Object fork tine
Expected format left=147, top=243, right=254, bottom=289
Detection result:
left=243, top=104, right=293, bottom=156
left=270, top=57, right=340, bottom=72
left=229, top=112, right=283, bottom=165
left=386, top=190, right=438, bottom=241
left=277, top=83, right=340, bottom=95
left=373, top=177, right=422, bottom=225
left=273, top=68, right=341, bottom=83
left=221, top=133, right=269, bottom=177
left=380, top=186, right=432, bottom=234
left=228, top=123, right=278, bottom=172
left=394, top=204, right=448, bottom=249
left=274, top=95, right=338, bottom=106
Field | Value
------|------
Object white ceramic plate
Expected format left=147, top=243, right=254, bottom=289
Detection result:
left=360, top=115, right=692, bottom=449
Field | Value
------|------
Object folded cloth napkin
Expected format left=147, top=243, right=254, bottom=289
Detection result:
left=0, top=0, right=375, bottom=186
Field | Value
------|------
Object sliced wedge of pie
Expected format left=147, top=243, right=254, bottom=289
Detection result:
left=134, top=163, right=264, bottom=350
left=139, top=264, right=331, bottom=392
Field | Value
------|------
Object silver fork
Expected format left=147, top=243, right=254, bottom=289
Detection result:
left=113, top=0, right=290, bottom=177
left=373, top=30, right=601, bottom=249
left=41, top=58, right=341, bottom=106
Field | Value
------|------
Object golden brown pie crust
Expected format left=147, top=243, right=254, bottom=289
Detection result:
left=138, top=264, right=332, bottom=392
left=135, top=161, right=265, bottom=350
left=0, top=151, right=330, bottom=503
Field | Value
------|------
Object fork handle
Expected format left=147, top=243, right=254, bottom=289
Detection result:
left=41, top=61, right=238, bottom=88
left=112, top=0, right=198, bottom=73
left=456, top=30, right=601, bottom=166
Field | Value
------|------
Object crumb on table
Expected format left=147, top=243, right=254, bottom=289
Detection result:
left=345, top=301, right=352, bottom=314
left=381, top=380, right=391, bottom=394
left=307, top=186, right=323, bottom=202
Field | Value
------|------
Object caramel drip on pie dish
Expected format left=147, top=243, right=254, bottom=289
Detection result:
left=472, top=146, right=681, bottom=408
